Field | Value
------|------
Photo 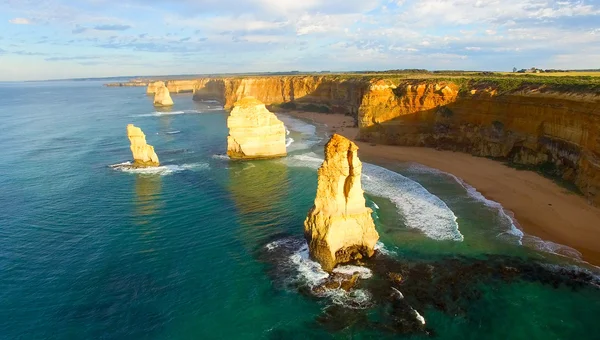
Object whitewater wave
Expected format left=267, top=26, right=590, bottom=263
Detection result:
left=212, top=154, right=229, bottom=160
left=135, top=109, right=203, bottom=117
left=265, top=238, right=374, bottom=309
left=278, top=115, right=321, bottom=152
left=285, top=153, right=463, bottom=242
left=278, top=115, right=316, bottom=136
left=406, top=163, right=584, bottom=261
left=374, top=241, right=397, bottom=256
left=110, top=161, right=209, bottom=175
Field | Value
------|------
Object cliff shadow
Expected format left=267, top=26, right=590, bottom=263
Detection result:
left=191, top=79, right=227, bottom=104
left=273, top=80, right=371, bottom=125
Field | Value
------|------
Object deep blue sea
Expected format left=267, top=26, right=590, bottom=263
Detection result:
left=1, top=80, right=599, bottom=339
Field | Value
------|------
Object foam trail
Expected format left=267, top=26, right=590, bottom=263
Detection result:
left=408, top=164, right=522, bottom=242
left=406, top=164, right=586, bottom=261
left=135, top=109, right=202, bottom=117
left=110, top=162, right=209, bottom=176
left=278, top=115, right=321, bottom=152
left=285, top=154, right=463, bottom=241
left=212, top=154, right=229, bottom=160
left=265, top=238, right=375, bottom=309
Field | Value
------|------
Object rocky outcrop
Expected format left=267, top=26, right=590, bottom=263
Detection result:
left=127, top=124, right=160, bottom=167
left=304, top=134, right=379, bottom=271
left=226, top=97, right=287, bottom=159
left=152, top=81, right=174, bottom=107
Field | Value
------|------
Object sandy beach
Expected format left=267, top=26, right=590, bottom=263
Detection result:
left=285, top=110, right=600, bottom=267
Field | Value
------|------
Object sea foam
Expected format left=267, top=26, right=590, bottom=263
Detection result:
left=278, top=115, right=321, bottom=152
left=135, top=109, right=203, bottom=117
left=285, top=153, right=463, bottom=242
left=110, top=161, right=209, bottom=175
left=265, top=238, right=375, bottom=309
left=406, top=163, right=584, bottom=261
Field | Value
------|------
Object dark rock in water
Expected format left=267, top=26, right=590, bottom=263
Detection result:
left=315, top=305, right=370, bottom=333
left=311, top=272, right=361, bottom=295
left=388, top=272, right=403, bottom=284
left=340, top=273, right=360, bottom=291
left=256, top=237, right=600, bottom=337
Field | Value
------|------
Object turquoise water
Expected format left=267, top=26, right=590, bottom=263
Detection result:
left=1, top=81, right=599, bottom=339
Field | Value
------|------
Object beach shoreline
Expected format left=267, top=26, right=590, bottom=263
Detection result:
left=281, top=110, right=600, bottom=267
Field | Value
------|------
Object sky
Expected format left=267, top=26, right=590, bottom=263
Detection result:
left=0, top=0, right=599, bottom=81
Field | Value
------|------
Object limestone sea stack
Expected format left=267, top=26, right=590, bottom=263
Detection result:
left=304, top=134, right=379, bottom=271
left=153, top=81, right=174, bottom=107
left=226, top=96, right=287, bottom=159
left=127, top=124, right=160, bottom=167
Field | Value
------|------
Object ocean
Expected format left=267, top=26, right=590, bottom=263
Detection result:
left=1, top=80, right=599, bottom=339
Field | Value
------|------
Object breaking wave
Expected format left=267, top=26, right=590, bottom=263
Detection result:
left=406, top=164, right=583, bottom=261
left=285, top=153, right=463, bottom=242
left=265, top=238, right=375, bottom=309
left=135, top=109, right=203, bottom=117
left=110, top=161, right=209, bottom=175
left=278, top=115, right=321, bottom=152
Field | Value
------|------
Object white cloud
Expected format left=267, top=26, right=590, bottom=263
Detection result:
left=9, top=18, right=32, bottom=25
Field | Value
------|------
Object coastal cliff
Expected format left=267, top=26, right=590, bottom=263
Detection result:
left=144, top=75, right=600, bottom=206
left=226, top=97, right=287, bottom=159
left=357, top=81, right=600, bottom=206
left=127, top=124, right=160, bottom=167
left=304, top=134, right=379, bottom=271
left=192, top=76, right=369, bottom=113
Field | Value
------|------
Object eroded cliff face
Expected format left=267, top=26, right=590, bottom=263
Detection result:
left=192, top=76, right=369, bottom=114
left=127, top=124, right=160, bottom=167
left=226, top=96, right=287, bottom=159
left=358, top=83, right=600, bottom=206
left=304, top=134, right=379, bottom=272
left=147, top=75, right=600, bottom=206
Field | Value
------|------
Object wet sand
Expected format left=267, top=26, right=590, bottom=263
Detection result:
left=285, top=111, right=600, bottom=267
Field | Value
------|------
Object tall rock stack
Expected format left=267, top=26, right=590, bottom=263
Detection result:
left=127, top=124, right=160, bottom=167
left=304, top=134, right=379, bottom=271
left=226, top=96, right=287, bottom=159
left=153, top=81, right=174, bottom=107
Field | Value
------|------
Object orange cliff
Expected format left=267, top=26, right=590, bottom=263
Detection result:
left=357, top=81, right=600, bottom=207
left=145, top=76, right=600, bottom=206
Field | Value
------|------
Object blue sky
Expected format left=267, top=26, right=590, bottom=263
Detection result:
left=1, top=0, right=599, bottom=80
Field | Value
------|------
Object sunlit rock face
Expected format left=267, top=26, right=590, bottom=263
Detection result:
left=304, top=134, right=379, bottom=271
left=152, top=81, right=174, bottom=107
left=226, top=96, right=287, bottom=160
left=127, top=124, right=160, bottom=167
